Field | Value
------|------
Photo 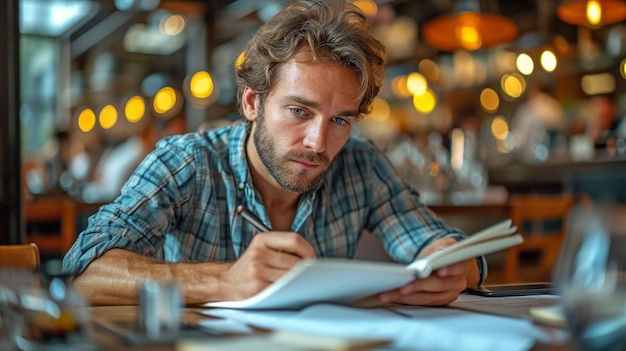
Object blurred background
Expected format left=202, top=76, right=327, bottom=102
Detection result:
left=2, top=0, right=626, bottom=270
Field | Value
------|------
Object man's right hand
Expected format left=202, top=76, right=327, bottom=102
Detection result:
left=219, top=231, right=316, bottom=300
left=72, top=232, right=315, bottom=306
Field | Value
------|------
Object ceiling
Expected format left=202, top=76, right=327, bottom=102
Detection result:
left=206, top=0, right=580, bottom=45
left=18, top=0, right=603, bottom=61
left=19, top=0, right=626, bottom=116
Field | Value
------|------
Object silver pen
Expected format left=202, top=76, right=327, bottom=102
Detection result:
left=236, top=205, right=270, bottom=232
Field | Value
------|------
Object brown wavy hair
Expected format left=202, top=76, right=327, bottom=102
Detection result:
left=235, top=0, right=386, bottom=117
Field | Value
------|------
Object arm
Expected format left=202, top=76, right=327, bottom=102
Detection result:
left=73, top=232, right=316, bottom=306
left=355, top=143, right=483, bottom=305
left=375, top=237, right=480, bottom=306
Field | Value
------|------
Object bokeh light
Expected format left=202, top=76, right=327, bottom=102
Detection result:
left=456, top=23, right=481, bottom=51
left=586, top=0, right=602, bottom=26
left=391, top=75, right=411, bottom=98
left=190, top=71, right=214, bottom=99
left=491, top=116, right=509, bottom=140
left=413, top=88, right=436, bottom=114
left=501, top=73, right=525, bottom=98
left=153, top=87, right=177, bottom=114
left=160, top=14, right=186, bottom=35
left=99, top=104, right=118, bottom=129
left=125, top=95, right=145, bottom=123
left=418, top=59, right=440, bottom=83
left=77, top=108, right=96, bottom=132
left=540, top=50, right=557, bottom=72
left=352, top=0, right=378, bottom=17
left=480, top=88, right=500, bottom=113
left=406, top=72, right=427, bottom=96
left=365, top=97, right=391, bottom=122
left=516, top=53, right=534, bottom=75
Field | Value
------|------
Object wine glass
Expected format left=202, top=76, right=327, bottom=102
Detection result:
left=0, top=265, right=92, bottom=350
left=555, top=202, right=626, bottom=351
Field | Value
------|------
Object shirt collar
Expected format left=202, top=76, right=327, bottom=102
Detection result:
left=228, top=121, right=251, bottom=189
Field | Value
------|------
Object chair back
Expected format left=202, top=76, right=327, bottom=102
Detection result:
left=0, top=243, right=41, bottom=271
left=503, top=193, right=575, bottom=283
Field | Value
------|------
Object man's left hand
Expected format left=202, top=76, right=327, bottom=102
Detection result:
left=375, top=237, right=470, bottom=306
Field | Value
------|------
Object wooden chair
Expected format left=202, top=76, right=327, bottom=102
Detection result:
left=0, top=243, right=41, bottom=271
left=501, top=193, right=575, bottom=284
left=24, top=195, right=78, bottom=255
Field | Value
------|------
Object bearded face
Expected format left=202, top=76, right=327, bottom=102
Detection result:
left=253, top=105, right=332, bottom=193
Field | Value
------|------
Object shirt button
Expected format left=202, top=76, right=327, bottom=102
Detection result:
left=238, top=182, right=245, bottom=190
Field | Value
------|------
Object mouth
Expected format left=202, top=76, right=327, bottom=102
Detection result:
left=291, top=159, right=320, bottom=170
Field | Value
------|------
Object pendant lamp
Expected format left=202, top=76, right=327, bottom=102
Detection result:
left=422, top=0, right=518, bottom=52
left=557, top=0, right=626, bottom=28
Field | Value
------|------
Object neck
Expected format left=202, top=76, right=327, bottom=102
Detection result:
left=246, top=131, right=300, bottom=231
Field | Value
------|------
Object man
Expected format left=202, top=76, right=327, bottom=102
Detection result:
left=63, top=0, right=484, bottom=306
left=511, top=84, right=566, bottom=164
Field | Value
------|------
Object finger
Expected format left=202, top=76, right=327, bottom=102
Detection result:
left=260, top=232, right=316, bottom=259
left=435, top=261, right=466, bottom=277
left=378, top=275, right=466, bottom=306
left=243, top=241, right=303, bottom=271
left=250, top=260, right=296, bottom=285
left=234, top=254, right=295, bottom=289
left=384, top=289, right=461, bottom=306
left=263, top=249, right=306, bottom=271
left=419, top=237, right=459, bottom=258
left=398, top=274, right=467, bottom=295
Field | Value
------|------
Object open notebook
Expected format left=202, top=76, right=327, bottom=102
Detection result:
left=204, top=219, right=523, bottom=310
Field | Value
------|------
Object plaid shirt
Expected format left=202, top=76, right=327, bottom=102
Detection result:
left=63, top=122, right=485, bottom=283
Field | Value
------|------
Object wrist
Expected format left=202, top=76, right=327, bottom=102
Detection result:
left=475, top=256, right=488, bottom=287
left=174, top=262, right=231, bottom=305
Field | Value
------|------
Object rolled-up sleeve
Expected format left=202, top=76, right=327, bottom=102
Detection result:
left=62, top=140, right=196, bottom=275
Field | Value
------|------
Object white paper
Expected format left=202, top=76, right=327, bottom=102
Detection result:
left=450, top=293, right=562, bottom=318
left=408, top=219, right=521, bottom=276
left=205, top=220, right=522, bottom=310
left=204, top=259, right=415, bottom=309
left=198, top=318, right=254, bottom=335
left=201, top=303, right=553, bottom=351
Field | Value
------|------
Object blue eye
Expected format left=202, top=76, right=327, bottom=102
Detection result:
left=291, top=108, right=305, bottom=116
left=332, top=117, right=350, bottom=126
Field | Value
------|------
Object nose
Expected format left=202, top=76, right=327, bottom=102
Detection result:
left=302, top=119, right=327, bottom=153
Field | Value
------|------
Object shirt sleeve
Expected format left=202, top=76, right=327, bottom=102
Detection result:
left=62, top=139, right=197, bottom=275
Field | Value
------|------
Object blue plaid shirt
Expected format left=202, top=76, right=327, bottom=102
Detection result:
left=63, top=122, right=485, bottom=282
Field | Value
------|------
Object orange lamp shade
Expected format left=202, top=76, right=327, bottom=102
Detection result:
left=557, top=0, right=626, bottom=28
left=422, top=12, right=518, bottom=52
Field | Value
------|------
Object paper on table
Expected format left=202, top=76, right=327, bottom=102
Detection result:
left=529, top=305, right=566, bottom=328
left=449, top=294, right=568, bottom=342
left=178, top=331, right=390, bottom=351
left=450, top=293, right=562, bottom=320
left=197, top=318, right=254, bottom=335
left=201, top=303, right=553, bottom=351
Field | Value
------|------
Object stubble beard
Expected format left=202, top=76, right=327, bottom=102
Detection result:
left=253, top=107, right=331, bottom=193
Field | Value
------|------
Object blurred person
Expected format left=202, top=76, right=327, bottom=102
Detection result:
left=447, top=106, right=489, bottom=204
left=511, top=84, right=566, bottom=163
left=586, top=94, right=620, bottom=150
left=80, top=116, right=186, bottom=203
left=63, top=0, right=484, bottom=306
left=615, top=92, right=626, bottom=139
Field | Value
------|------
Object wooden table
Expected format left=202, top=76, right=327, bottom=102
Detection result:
left=84, top=304, right=572, bottom=351
left=89, top=306, right=210, bottom=350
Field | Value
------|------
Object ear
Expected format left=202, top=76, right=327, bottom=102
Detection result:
left=241, top=86, right=259, bottom=122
